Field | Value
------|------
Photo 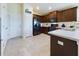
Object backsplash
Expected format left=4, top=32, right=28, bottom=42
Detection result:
left=75, top=22, right=79, bottom=28
left=41, top=21, right=76, bottom=28
left=41, top=23, right=51, bottom=27
left=56, top=21, right=76, bottom=28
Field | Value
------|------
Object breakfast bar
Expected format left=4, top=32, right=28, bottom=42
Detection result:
left=48, top=29, right=79, bottom=56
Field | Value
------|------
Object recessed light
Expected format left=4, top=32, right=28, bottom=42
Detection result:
left=48, top=7, right=52, bottom=10
left=36, top=6, right=39, bottom=10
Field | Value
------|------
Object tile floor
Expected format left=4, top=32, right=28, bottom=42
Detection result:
left=3, top=33, right=50, bottom=56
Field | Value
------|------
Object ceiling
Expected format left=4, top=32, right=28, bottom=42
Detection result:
left=28, top=3, right=79, bottom=15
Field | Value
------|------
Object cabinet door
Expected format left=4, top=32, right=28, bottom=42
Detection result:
left=40, top=27, right=48, bottom=34
left=63, top=7, right=77, bottom=21
left=57, top=7, right=77, bottom=22
left=51, top=35, right=78, bottom=56
left=51, top=35, right=64, bottom=56
left=57, top=11, right=63, bottom=22
left=1, top=4, right=10, bottom=40
left=48, top=11, right=57, bottom=19
left=40, top=16, right=45, bottom=22
left=62, top=37, right=78, bottom=56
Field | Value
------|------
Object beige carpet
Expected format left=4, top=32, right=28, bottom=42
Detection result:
left=3, top=33, right=50, bottom=56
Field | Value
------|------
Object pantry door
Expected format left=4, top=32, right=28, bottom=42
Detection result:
left=1, top=4, right=10, bottom=41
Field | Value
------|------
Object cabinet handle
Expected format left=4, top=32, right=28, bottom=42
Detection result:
left=57, top=40, right=64, bottom=46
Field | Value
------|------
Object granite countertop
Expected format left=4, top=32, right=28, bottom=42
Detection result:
left=48, top=29, right=79, bottom=42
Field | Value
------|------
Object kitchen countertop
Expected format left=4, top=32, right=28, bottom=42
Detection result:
left=48, top=28, right=79, bottom=42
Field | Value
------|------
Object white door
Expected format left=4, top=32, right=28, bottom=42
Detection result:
left=1, top=4, right=10, bottom=55
left=1, top=4, right=9, bottom=40
left=8, top=4, right=22, bottom=39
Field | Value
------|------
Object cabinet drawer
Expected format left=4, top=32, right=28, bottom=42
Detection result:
left=51, top=36, right=64, bottom=56
left=51, top=35, right=77, bottom=45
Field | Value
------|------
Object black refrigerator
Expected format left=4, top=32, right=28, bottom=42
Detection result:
left=33, top=18, right=41, bottom=36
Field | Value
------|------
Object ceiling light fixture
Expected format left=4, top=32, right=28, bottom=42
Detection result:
left=36, top=6, right=39, bottom=10
left=48, top=7, right=52, bottom=10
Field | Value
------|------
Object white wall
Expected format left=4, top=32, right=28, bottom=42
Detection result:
left=22, top=4, right=33, bottom=38
left=77, top=4, right=79, bottom=22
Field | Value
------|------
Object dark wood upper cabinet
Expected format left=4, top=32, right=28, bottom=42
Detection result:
left=57, top=11, right=63, bottom=22
left=33, top=14, right=41, bottom=20
left=40, top=11, right=57, bottom=22
left=34, top=7, right=77, bottom=22
left=39, top=16, right=46, bottom=22
left=48, top=11, right=57, bottom=19
left=57, top=7, right=77, bottom=22
left=40, top=15, right=49, bottom=22
left=63, top=7, right=77, bottom=22
left=33, top=14, right=44, bottom=22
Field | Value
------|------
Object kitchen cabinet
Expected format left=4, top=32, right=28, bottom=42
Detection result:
left=40, top=16, right=46, bottom=22
left=40, top=15, right=49, bottom=22
left=34, top=7, right=77, bottom=22
left=63, top=7, right=77, bottom=22
left=40, top=27, right=50, bottom=34
left=39, top=11, right=57, bottom=22
left=40, top=26, right=59, bottom=34
left=47, top=11, right=57, bottom=22
left=33, top=14, right=41, bottom=20
left=57, top=11, right=63, bottom=22
left=50, top=35, right=78, bottom=56
left=33, top=14, right=48, bottom=22
left=48, top=11, right=57, bottom=19
left=57, top=7, right=77, bottom=22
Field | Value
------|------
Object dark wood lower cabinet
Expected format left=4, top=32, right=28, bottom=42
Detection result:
left=40, top=27, right=50, bottom=34
left=50, top=35, right=78, bottom=56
